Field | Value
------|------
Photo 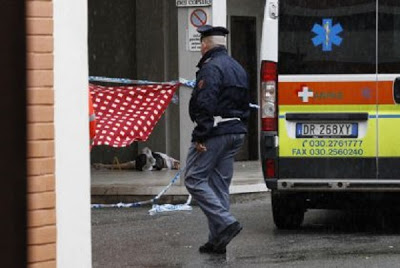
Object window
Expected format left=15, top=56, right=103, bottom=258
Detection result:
left=378, top=0, right=400, bottom=73
left=279, top=0, right=376, bottom=74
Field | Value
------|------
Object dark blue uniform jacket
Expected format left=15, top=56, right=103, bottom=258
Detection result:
left=189, top=46, right=250, bottom=142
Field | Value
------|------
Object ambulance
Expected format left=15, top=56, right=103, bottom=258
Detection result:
left=260, top=0, right=400, bottom=228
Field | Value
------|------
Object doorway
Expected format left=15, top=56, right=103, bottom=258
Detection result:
left=230, top=16, right=258, bottom=160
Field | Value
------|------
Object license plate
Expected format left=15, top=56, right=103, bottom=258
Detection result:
left=296, top=123, right=358, bottom=138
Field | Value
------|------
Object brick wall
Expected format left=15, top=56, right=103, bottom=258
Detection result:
left=26, top=0, right=56, bottom=267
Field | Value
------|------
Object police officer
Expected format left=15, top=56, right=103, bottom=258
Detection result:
left=184, top=25, right=250, bottom=254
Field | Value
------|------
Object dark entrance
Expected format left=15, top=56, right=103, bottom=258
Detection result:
left=230, top=16, right=258, bottom=160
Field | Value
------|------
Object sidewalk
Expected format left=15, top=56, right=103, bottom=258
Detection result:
left=91, top=160, right=267, bottom=204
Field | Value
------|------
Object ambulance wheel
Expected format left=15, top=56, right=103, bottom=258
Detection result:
left=271, top=190, right=305, bottom=229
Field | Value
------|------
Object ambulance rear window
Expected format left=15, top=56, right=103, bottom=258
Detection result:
left=378, top=1, right=400, bottom=73
left=279, top=0, right=376, bottom=74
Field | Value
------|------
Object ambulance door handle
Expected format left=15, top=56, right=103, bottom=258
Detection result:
left=393, top=77, right=400, bottom=104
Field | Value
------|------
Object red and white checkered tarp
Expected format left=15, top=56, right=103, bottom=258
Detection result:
left=90, top=83, right=179, bottom=147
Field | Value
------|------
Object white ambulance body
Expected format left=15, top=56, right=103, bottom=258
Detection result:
left=260, top=0, right=400, bottom=228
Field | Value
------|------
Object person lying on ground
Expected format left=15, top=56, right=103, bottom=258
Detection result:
left=92, top=147, right=180, bottom=171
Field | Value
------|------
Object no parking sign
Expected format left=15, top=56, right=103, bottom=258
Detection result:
left=188, top=7, right=211, bottom=51
left=190, top=9, right=207, bottom=27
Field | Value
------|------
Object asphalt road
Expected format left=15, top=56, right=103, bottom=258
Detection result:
left=92, top=194, right=400, bottom=267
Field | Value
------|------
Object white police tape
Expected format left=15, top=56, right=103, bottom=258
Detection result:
left=91, top=200, right=152, bottom=208
left=89, top=76, right=141, bottom=84
left=89, top=76, right=194, bottom=87
left=178, top=77, right=197, bottom=88
left=91, top=170, right=193, bottom=215
left=148, top=195, right=192, bottom=216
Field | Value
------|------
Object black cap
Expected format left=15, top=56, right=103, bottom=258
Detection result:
left=197, top=25, right=229, bottom=38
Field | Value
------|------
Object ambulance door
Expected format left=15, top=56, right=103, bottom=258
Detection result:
left=277, top=0, right=379, bottom=182
left=377, top=1, right=400, bottom=179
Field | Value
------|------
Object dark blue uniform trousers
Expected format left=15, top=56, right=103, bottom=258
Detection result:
left=184, top=133, right=245, bottom=243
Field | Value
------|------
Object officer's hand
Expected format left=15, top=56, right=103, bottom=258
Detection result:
left=195, top=142, right=207, bottom=152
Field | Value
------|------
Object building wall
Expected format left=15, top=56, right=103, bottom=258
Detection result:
left=26, top=0, right=57, bottom=267
left=88, top=0, right=137, bottom=78
left=26, top=0, right=92, bottom=266
left=54, top=0, right=92, bottom=266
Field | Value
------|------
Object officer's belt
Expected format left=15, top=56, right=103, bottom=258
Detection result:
left=213, top=116, right=241, bottom=127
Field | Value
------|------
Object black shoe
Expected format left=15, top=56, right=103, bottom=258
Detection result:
left=214, top=221, right=243, bottom=251
left=199, top=242, right=226, bottom=254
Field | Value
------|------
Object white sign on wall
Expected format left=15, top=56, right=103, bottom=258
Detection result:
left=187, top=7, right=211, bottom=51
left=176, top=0, right=212, bottom=7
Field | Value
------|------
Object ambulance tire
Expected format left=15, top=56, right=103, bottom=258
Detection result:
left=271, top=190, right=305, bottom=229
